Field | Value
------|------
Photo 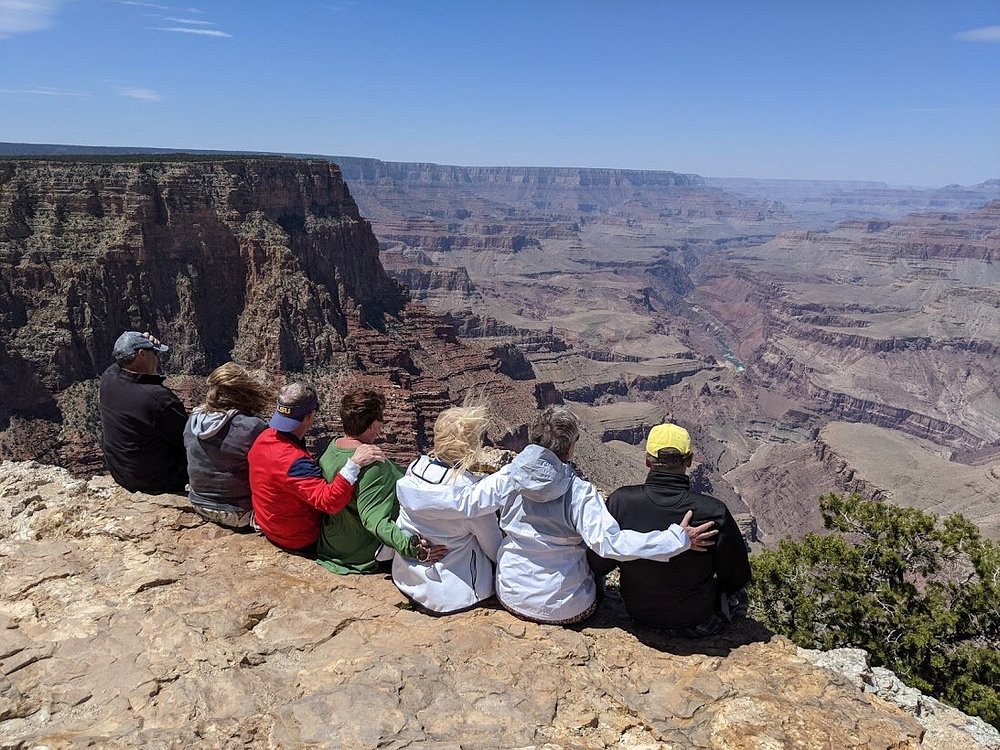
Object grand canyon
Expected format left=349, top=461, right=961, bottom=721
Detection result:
left=1, top=145, right=998, bottom=546
left=335, top=157, right=999, bottom=543
left=0, top=146, right=998, bottom=747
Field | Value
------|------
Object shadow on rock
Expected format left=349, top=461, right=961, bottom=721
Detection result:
left=580, top=586, right=775, bottom=657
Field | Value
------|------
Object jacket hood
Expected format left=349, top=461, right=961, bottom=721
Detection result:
left=508, top=444, right=574, bottom=503
left=399, top=456, right=475, bottom=517
left=188, top=407, right=237, bottom=439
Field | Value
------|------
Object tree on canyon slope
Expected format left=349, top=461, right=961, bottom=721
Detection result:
left=749, top=494, right=1000, bottom=729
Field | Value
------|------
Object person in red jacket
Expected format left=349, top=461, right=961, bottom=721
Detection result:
left=249, top=382, right=383, bottom=555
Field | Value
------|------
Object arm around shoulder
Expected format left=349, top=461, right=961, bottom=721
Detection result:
left=289, top=457, right=359, bottom=515
left=571, top=479, right=690, bottom=562
left=450, top=463, right=515, bottom=517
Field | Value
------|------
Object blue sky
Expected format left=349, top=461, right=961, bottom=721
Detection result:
left=1, top=1, right=998, bottom=186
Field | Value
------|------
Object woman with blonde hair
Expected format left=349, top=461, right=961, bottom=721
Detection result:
left=392, top=403, right=515, bottom=614
left=184, top=362, right=274, bottom=529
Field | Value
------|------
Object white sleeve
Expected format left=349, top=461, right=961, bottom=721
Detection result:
left=570, top=479, right=690, bottom=561
left=338, top=458, right=362, bottom=484
left=447, top=464, right=516, bottom=518
left=469, top=514, right=503, bottom=563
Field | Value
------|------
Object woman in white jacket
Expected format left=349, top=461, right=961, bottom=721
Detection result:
left=496, top=406, right=716, bottom=625
left=393, top=405, right=514, bottom=614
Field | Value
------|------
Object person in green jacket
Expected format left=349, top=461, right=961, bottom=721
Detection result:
left=317, top=387, right=445, bottom=574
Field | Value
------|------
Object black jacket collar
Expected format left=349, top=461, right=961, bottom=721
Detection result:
left=116, top=365, right=166, bottom=385
left=644, top=470, right=691, bottom=493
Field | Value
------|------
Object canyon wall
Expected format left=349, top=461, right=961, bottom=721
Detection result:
left=0, top=157, right=543, bottom=471
left=322, top=154, right=999, bottom=542
left=2, top=145, right=997, bottom=546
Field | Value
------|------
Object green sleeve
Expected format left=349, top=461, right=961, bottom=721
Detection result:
left=356, top=462, right=418, bottom=557
left=317, top=443, right=346, bottom=482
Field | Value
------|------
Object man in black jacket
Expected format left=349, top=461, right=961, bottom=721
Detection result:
left=588, top=423, right=750, bottom=637
left=98, top=331, right=188, bottom=494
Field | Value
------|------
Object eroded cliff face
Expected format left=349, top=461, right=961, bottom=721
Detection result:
left=696, top=203, right=1000, bottom=451
left=689, top=204, right=1000, bottom=538
left=0, top=157, right=543, bottom=471
left=3, top=460, right=997, bottom=749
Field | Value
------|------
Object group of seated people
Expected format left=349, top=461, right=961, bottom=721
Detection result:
left=99, top=331, right=751, bottom=634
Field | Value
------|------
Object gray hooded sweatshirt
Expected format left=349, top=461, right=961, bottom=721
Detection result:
left=183, top=407, right=267, bottom=513
left=496, top=444, right=691, bottom=622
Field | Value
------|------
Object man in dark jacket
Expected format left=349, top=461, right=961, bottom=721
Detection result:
left=588, top=423, right=751, bottom=637
left=98, top=331, right=188, bottom=494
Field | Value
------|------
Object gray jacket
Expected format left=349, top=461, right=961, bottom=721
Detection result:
left=184, top=408, right=266, bottom=513
left=496, top=444, right=690, bottom=622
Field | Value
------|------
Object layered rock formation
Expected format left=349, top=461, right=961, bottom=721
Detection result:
left=707, top=176, right=1000, bottom=227
left=692, top=203, right=1000, bottom=538
left=336, top=155, right=999, bottom=542
left=0, top=157, right=543, bottom=471
left=2, top=145, right=997, bottom=548
left=4, top=460, right=998, bottom=749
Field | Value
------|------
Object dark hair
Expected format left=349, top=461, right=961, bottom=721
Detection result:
left=529, top=406, right=580, bottom=461
left=649, top=447, right=692, bottom=472
left=340, top=388, right=386, bottom=437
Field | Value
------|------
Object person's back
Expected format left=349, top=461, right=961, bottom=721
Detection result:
left=318, top=442, right=407, bottom=572
left=99, top=331, right=187, bottom=495
left=496, top=407, right=714, bottom=626
left=183, top=363, right=272, bottom=528
left=588, top=423, right=751, bottom=635
left=316, top=388, right=424, bottom=573
left=185, top=410, right=266, bottom=515
left=248, top=382, right=382, bottom=554
left=496, top=444, right=599, bottom=621
left=394, top=456, right=504, bottom=612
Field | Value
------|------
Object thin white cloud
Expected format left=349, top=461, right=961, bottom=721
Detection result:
left=0, top=86, right=88, bottom=96
left=153, top=25, right=231, bottom=37
left=117, top=1, right=171, bottom=9
left=0, top=0, right=59, bottom=38
left=118, top=86, right=161, bottom=102
left=954, top=25, right=1000, bottom=43
left=904, top=107, right=950, bottom=113
left=163, top=15, right=213, bottom=25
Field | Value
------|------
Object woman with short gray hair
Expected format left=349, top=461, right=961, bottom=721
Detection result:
left=529, top=405, right=580, bottom=460
left=496, top=406, right=716, bottom=625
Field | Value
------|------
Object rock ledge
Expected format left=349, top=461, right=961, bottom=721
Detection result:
left=1, top=461, right=994, bottom=749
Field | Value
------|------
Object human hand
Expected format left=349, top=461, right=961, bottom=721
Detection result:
left=415, top=536, right=448, bottom=564
left=142, top=331, right=163, bottom=347
left=352, top=444, right=385, bottom=467
left=680, top=509, right=717, bottom=552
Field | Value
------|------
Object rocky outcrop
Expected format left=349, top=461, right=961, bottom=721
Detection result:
left=813, top=436, right=890, bottom=502
left=0, top=157, right=405, bottom=378
left=0, top=157, right=544, bottom=472
left=800, top=647, right=1000, bottom=750
left=6, top=460, right=996, bottom=749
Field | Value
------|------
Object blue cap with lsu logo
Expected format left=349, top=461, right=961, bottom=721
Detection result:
left=269, top=391, right=320, bottom=432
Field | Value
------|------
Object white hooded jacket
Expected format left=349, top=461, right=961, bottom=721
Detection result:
left=496, top=444, right=691, bottom=622
left=393, top=456, right=514, bottom=614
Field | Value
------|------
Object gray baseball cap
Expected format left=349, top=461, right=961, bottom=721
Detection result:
left=112, top=331, right=169, bottom=362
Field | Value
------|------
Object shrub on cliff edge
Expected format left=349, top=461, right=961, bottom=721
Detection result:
left=749, top=494, right=1000, bottom=728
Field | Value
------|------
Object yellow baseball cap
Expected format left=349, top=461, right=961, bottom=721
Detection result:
left=646, top=423, right=692, bottom=457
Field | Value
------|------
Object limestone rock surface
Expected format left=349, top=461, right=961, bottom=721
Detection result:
left=2, top=461, right=992, bottom=749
